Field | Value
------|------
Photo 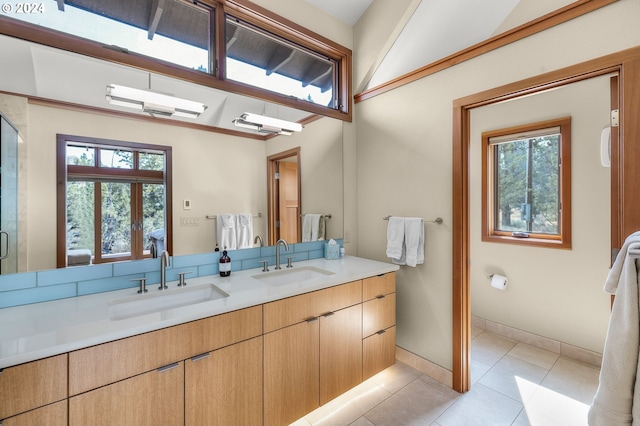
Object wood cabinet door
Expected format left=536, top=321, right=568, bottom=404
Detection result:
left=363, top=293, right=396, bottom=338
left=319, top=304, right=363, bottom=405
left=69, top=361, right=184, bottom=426
left=0, top=354, right=67, bottom=419
left=185, top=336, right=263, bottom=426
left=363, top=272, right=396, bottom=301
left=264, top=320, right=319, bottom=426
left=363, top=326, right=397, bottom=380
left=1, top=400, right=67, bottom=426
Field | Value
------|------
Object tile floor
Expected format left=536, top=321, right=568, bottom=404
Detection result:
left=291, top=327, right=601, bottom=426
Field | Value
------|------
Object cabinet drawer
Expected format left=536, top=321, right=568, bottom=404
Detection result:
left=363, top=326, right=396, bottom=380
left=69, top=361, right=184, bottom=426
left=363, top=293, right=396, bottom=338
left=264, top=280, right=362, bottom=332
left=0, top=354, right=67, bottom=419
left=363, top=272, right=395, bottom=301
left=1, top=400, right=67, bottom=426
left=69, top=305, right=262, bottom=395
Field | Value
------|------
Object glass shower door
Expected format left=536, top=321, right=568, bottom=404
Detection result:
left=0, top=114, right=18, bottom=274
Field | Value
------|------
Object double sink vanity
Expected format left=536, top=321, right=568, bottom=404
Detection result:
left=0, top=255, right=398, bottom=425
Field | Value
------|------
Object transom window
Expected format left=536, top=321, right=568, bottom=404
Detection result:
left=482, top=117, right=572, bottom=249
left=57, top=135, right=173, bottom=267
left=5, top=0, right=349, bottom=116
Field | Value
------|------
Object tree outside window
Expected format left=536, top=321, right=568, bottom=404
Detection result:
left=482, top=117, right=572, bottom=249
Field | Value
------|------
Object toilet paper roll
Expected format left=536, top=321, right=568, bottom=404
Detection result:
left=490, top=274, right=508, bottom=290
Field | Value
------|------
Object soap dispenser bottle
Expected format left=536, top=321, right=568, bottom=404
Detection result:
left=219, top=247, right=231, bottom=277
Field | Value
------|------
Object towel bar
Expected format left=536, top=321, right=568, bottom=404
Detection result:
left=205, top=212, right=262, bottom=220
left=383, top=215, right=443, bottom=225
left=300, top=213, right=332, bottom=218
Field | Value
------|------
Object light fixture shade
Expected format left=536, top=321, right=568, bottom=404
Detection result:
left=106, top=84, right=207, bottom=119
left=232, top=112, right=303, bottom=135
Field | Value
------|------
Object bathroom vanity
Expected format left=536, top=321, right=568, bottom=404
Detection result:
left=0, top=256, right=398, bottom=425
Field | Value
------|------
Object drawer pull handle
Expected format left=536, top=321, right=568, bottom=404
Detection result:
left=376, top=330, right=386, bottom=335
left=321, top=312, right=335, bottom=318
left=158, top=362, right=180, bottom=373
left=305, top=316, right=319, bottom=323
left=377, top=273, right=385, bottom=277
left=376, top=295, right=386, bottom=299
left=191, top=352, right=211, bottom=362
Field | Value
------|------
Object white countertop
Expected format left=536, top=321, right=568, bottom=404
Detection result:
left=0, top=256, right=398, bottom=369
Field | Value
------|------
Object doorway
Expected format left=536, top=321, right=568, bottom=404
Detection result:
left=267, top=147, right=302, bottom=245
left=452, top=46, right=640, bottom=393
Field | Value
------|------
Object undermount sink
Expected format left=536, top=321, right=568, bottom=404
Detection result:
left=108, top=283, right=229, bottom=321
left=252, top=265, right=335, bottom=286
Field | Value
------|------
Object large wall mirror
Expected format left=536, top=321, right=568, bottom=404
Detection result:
left=0, top=41, right=344, bottom=274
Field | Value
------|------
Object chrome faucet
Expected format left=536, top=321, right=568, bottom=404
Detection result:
left=275, top=239, right=289, bottom=270
left=254, top=235, right=264, bottom=247
left=159, top=250, right=170, bottom=290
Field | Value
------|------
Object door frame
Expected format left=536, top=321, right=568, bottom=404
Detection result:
left=451, top=46, right=640, bottom=392
left=267, top=147, right=301, bottom=245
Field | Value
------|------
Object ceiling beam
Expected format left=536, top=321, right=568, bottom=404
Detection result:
left=57, top=0, right=65, bottom=11
left=148, top=0, right=166, bottom=41
left=302, top=66, right=332, bottom=90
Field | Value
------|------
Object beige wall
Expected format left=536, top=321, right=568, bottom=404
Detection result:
left=354, top=0, right=640, bottom=370
left=25, top=105, right=266, bottom=271
left=470, top=76, right=611, bottom=353
left=265, top=118, right=344, bottom=240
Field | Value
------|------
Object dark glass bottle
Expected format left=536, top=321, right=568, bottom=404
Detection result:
left=219, top=249, right=231, bottom=277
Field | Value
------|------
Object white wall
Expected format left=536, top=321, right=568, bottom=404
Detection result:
left=470, top=76, right=611, bottom=353
left=354, top=0, right=640, bottom=370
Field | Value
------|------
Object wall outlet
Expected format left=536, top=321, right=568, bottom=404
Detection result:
left=183, top=199, right=192, bottom=210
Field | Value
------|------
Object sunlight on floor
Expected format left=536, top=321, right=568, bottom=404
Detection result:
left=516, top=376, right=590, bottom=426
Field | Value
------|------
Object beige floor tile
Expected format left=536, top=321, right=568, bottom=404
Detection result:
left=435, top=383, right=523, bottom=426
left=539, top=356, right=600, bottom=405
left=511, top=383, right=591, bottom=426
left=303, top=379, right=392, bottom=426
left=363, top=375, right=460, bottom=426
left=508, top=342, right=560, bottom=370
left=472, top=331, right=518, bottom=365
left=368, top=361, right=422, bottom=394
left=349, top=417, right=375, bottom=426
left=478, top=355, right=550, bottom=403
left=471, top=326, right=484, bottom=339
left=470, top=357, right=492, bottom=385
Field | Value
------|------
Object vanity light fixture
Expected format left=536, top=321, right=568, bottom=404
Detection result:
left=232, top=112, right=303, bottom=135
left=106, top=84, right=207, bottom=119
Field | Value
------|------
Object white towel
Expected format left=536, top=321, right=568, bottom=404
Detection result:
left=386, top=217, right=405, bottom=264
left=404, top=217, right=424, bottom=267
left=588, top=231, right=640, bottom=425
left=302, top=214, right=322, bottom=242
left=236, top=213, right=253, bottom=249
left=216, top=214, right=237, bottom=250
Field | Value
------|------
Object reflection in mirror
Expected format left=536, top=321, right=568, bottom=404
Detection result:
left=267, top=148, right=301, bottom=245
left=0, top=92, right=343, bottom=274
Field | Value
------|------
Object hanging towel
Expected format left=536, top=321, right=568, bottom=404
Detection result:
left=302, top=214, right=322, bottom=242
left=216, top=214, right=237, bottom=250
left=386, top=217, right=406, bottom=264
left=404, top=217, right=424, bottom=267
left=236, top=213, right=253, bottom=249
left=317, top=215, right=326, bottom=241
left=588, top=231, right=640, bottom=426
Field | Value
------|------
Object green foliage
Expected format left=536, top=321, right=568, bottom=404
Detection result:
left=495, top=135, right=560, bottom=234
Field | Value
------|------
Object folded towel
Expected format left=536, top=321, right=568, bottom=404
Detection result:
left=386, top=217, right=405, bottom=264
left=216, top=214, right=237, bottom=250
left=236, top=213, right=253, bottom=249
left=588, top=231, right=640, bottom=425
left=404, top=217, right=424, bottom=267
left=302, top=214, right=322, bottom=242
